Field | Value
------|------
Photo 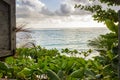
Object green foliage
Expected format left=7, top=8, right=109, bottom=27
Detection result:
left=0, top=0, right=118, bottom=79
left=88, top=32, right=118, bottom=50
left=70, top=68, right=84, bottom=78
left=74, top=0, right=120, bottom=35
left=80, top=1, right=119, bottom=76
left=87, top=26, right=118, bottom=79
left=105, top=19, right=118, bottom=34
left=47, top=69, right=60, bottom=80
left=99, top=0, right=120, bottom=5
left=75, top=4, right=118, bottom=22
left=0, top=44, right=118, bottom=79
left=0, top=1, right=119, bottom=79
left=17, top=67, right=31, bottom=79
left=0, top=61, right=9, bottom=70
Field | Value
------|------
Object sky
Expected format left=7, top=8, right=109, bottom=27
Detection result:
left=16, top=0, right=119, bottom=29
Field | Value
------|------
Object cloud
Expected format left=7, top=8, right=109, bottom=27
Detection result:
left=60, top=3, right=74, bottom=14
left=16, top=0, right=92, bottom=19
left=16, top=0, right=98, bottom=28
left=16, top=0, right=45, bottom=18
left=54, top=0, right=92, bottom=16
left=16, top=0, right=119, bottom=28
left=54, top=3, right=74, bottom=16
left=40, top=7, right=55, bottom=16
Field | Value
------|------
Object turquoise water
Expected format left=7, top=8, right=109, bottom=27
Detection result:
left=17, top=27, right=109, bottom=51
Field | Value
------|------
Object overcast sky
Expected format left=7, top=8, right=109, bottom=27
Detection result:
left=16, top=0, right=119, bottom=29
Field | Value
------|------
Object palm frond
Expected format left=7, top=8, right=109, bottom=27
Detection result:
left=15, top=24, right=31, bottom=32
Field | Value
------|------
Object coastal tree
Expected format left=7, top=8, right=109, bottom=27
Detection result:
left=75, top=0, right=120, bottom=78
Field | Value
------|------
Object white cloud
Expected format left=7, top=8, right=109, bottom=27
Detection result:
left=16, top=0, right=45, bottom=18
left=17, top=0, right=118, bottom=29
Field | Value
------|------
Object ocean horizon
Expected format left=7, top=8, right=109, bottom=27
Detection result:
left=17, top=27, right=109, bottom=51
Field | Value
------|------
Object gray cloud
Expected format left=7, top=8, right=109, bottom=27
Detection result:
left=55, top=0, right=95, bottom=16
left=54, top=3, right=74, bottom=16
left=16, top=5, right=32, bottom=18
left=40, top=7, right=55, bottom=16
left=16, top=0, right=93, bottom=19
left=60, top=3, right=73, bottom=14
left=16, top=0, right=45, bottom=19
left=16, top=0, right=119, bottom=29
left=16, top=0, right=119, bottom=19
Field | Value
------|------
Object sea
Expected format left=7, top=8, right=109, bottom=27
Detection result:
left=17, top=27, right=109, bottom=52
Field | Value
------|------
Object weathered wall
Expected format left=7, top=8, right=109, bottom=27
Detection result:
left=0, top=0, right=16, bottom=58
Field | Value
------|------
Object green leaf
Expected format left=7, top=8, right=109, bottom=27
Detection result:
left=0, top=73, right=3, bottom=78
left=47, top=69, right=60, bottom=80
left=5, top=57, right=14, bottom=64
left=84, top=69, right=96, bottom=79
left=79, top=58, right=86, bottom=66
left=107, top=50, right=113, bottom=60
left=57, top=70, right=64, bottom=79
left=70, top=68, right=84, bottom=78
left=105, top=19, right=117, bottom=33
left=61, top=61, right=67, bottom=69
left=0, top=61, right=9, bottom=70
left=65, top=61, right=74, bottom=72
left=17, top=68, right=31, bottom=78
